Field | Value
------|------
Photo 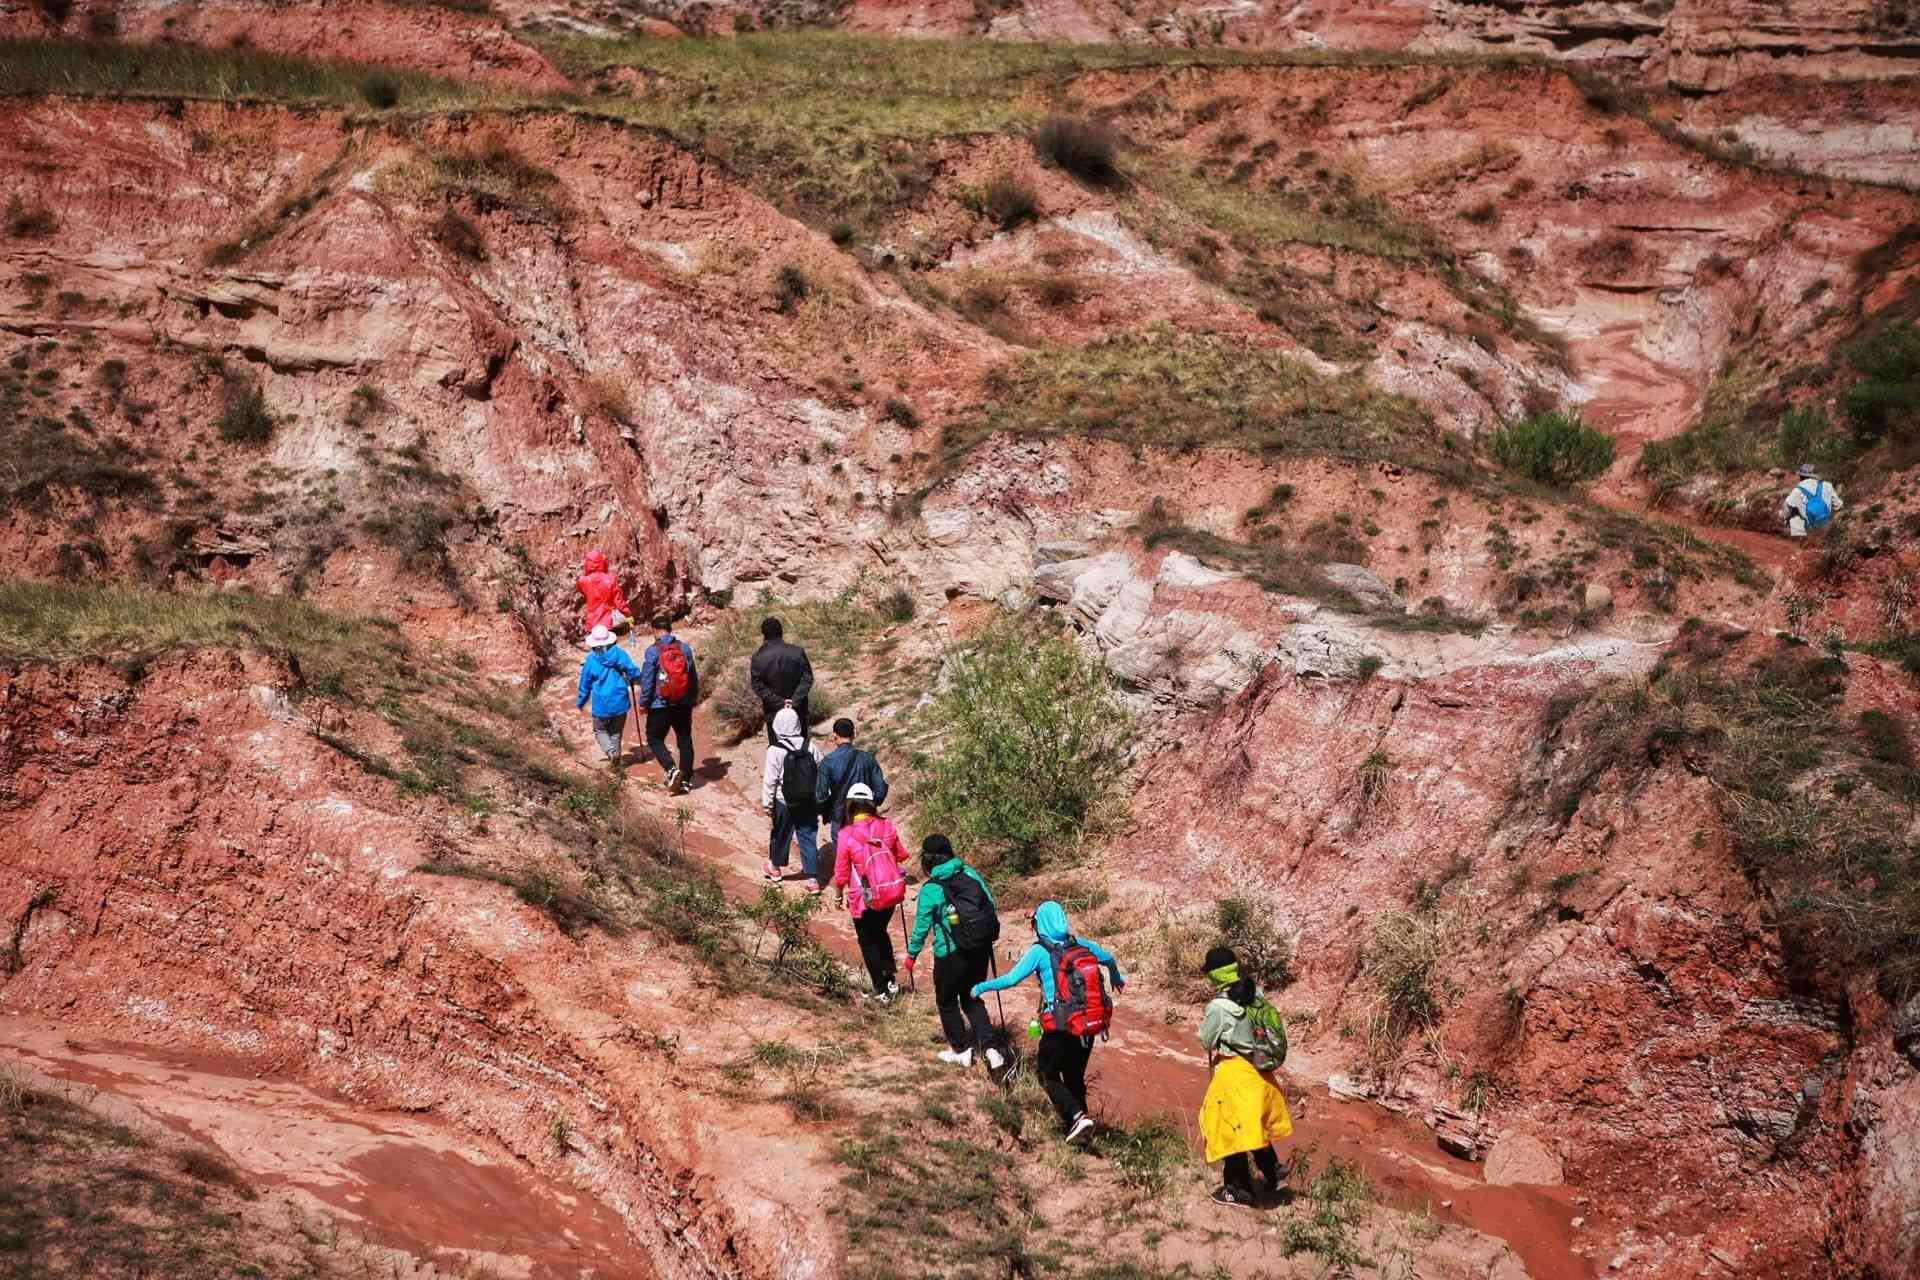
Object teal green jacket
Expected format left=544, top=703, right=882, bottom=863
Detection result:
left=906, top=859, right=995, bottom=960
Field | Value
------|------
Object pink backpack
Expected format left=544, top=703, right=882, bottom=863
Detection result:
left=849, top=821, right=906, bottom=911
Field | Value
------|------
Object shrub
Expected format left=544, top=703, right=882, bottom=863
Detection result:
left=578, top=373, right=630, bottom=422
left=1839, top=322, right=1920, bottom=447
left=1034, top=274, right=1079, bottom=308
left=828, top=222, right=855, bottom=247
left=710, top=666, right=765, bottom=744
left=774, top=264, right=810, bottom=314
left=880, top=584, right=915, bottom=623
left=1579, top=232, right=1637, bottom=276
left=1461, top=200, right=1499, bottom=226
left=1357, top=908, right=1460, bottom=1075
left=6, top=197, right=58, bottom=240
left=1032, top=116, right=1120, bottom=188
left=360, top=75, right=400, bottom=109
left=882, top=398, right=917, bottom=428
left=1488, top=410, right=1615, bottom=487
left=1214, top=897, right=1290, bottom=988
left=917, top=621, right=1129, bottom=874
left=977, top=171, right=1038, bottom=229
left=430, top=208, right=486, bottom=260
left=217, top=380, right=274, bottom=444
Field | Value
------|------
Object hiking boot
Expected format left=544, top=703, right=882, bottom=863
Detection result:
left=985, top=1047, right=1006, bottom=1072
left=936, top=1048, right=973, bottom=1067
left=1210, top=1186, right=1258, bottom=1211
left=663, top=766, right=681, bottom=793
left=802, top=879, right=823, bottom=895
left=763, top=863, right=783, bottom=883
left=1065, top=1113, right=1096, bottom=1145
left=886, top=981, right=900, bottom=997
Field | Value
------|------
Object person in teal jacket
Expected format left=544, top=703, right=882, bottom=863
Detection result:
left=576, top=624, right=643, bottom=775
left=975, top=900, right=1124, bottom=1145
left=903, top=836, right=1002, bottom=1071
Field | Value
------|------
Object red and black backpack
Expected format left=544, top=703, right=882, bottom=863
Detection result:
left=1038, top=940, right=1112, bottom=1038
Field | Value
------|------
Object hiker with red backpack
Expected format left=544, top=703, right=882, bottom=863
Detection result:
left=903, top=837, right=1004, bottom=1071
left=973, top=899, right=1123, bottom=1144
left=636, top=614, right=698, bottom=794
left=761, top=706, right=823, bottom=890
left=829, top=784, right=908, bottom=1000
left=1198, top=944, right=1293, bottom=1210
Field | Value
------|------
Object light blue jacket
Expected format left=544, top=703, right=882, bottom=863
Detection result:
left=576, top=644, right=642, bottom=717
left=973, top=900, right=1124, bottom=1004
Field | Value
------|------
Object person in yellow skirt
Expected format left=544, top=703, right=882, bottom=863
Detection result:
left=1198, top=944, right=1293, bottom=1209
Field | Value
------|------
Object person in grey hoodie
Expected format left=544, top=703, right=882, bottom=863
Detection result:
left=760, top=707, right=822, bottom=889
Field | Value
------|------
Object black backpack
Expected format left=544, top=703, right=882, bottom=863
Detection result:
left=936, top=869, right=1000, bottom=951
left=780, top=744, right=818, bottom=809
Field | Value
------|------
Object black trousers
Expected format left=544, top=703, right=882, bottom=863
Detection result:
left=1037, top=1030, right=1093, bottom=1127
left=933, top=946, right=994, bottom=1054
left=645, top=703, right=694, bottom=777
left=762, top=696, right=810, bottom=745
left=852, top=905, right=896, bottom=993
left=1223, top=1146, right=1281, bottom=1195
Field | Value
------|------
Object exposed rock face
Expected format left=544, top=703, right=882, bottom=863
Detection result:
left=1483, top=1131, right=1565, bottom=1186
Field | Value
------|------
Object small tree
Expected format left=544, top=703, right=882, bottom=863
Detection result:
left=917, top=621, right=1128, bottom=874
left=1488, top=410, right=1615, bottom=487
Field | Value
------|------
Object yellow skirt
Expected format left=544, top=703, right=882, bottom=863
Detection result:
left=1198, top=1055, right=1293, bottom=1163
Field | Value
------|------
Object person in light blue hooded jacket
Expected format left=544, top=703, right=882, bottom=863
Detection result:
left=974, top=900, right=1124, bottom=1144
left=576, top=624, right=643, bottom=775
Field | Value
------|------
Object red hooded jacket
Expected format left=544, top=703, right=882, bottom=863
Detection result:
left=576, top=550, right=633, bottom=631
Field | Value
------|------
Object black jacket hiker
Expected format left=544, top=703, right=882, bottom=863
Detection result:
left=750, top=638, right=815, bottom=744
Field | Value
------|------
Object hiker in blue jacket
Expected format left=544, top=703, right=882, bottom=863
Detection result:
left=576, top=624, right=643, bottom=777
left=1780, top=463, right=1843, bottom=538
left=814, top=717, right=886, bottom=852
left=975, top=900, right=1125, bottom=1145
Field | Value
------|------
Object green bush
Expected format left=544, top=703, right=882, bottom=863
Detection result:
left=1488, top=410, right=1615, bottom=487
left=359, top=74, right=400, bottom=109
left=1776, top=404, right=1851, bottom=472
left=917, top=621, right=1128, bottom=874
left=217, top=381, right=274, bottom=444
left=1839, top=322, right=1920, bottom=446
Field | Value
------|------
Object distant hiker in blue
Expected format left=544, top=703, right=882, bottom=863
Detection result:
left=1780, top=462, right=1843, bottom=538
left=975, top=900, right=1125, bottom=1145
left=576, top=624, right=643, bottom=777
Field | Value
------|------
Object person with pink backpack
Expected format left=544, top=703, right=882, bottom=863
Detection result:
left=830, top=783, right=908, bottom=1001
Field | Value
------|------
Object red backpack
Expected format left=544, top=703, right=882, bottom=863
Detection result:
left=1039, top=941, right=1112, bottom=1037
left=656, top=641, right=691, bottom=703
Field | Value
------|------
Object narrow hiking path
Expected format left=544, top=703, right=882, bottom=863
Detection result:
left=1579, top=309, right=1800, bottom=583
left=544, top=682, right=1593, bottom=1280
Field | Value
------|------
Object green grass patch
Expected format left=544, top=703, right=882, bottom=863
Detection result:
left=0, top=37, right=502, bottom=110
left=942, top=327, right=1444, bottom=472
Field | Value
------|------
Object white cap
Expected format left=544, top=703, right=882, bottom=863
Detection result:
left=846, top=783, right=875, bottom=802
left=586, top=625, right=617, bottom=648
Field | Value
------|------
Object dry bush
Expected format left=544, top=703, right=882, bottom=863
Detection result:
left=579, top=373, right=630, bottom=422
left=429, top=207, right=486, bottom=260
left=1355, top=907, right=1463, bottom=1079
left=1579, top=232, right=1638, bottom=276
left=1032, top=116, right=1120, bottom=188
left=710, top=666, right=765, bottom=744
left=977, top=170, right=1038, bottom=229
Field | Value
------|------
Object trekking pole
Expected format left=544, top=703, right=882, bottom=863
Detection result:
left=898, top=906, right=915, bottom=992
left=987, top=947, right=1006, bottom=1028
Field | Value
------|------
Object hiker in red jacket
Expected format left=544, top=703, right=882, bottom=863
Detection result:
left=575, top=549, right=632, bottom=634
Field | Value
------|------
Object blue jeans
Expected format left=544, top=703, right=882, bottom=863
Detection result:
left=770, top=801, right=819, bottom=880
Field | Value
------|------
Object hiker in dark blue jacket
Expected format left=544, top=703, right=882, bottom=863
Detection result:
left=814, top=717, right=886, bottom=852
left=636, top=614, right=698, bottom=794
left=576, top=624, right=643, bottom=777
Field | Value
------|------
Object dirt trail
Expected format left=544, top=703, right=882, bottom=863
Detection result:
left=565, top=686, right=1591, bottom=1280
left=1580, top=307, right=1798, bottom=582
left=0, top=1020, right=640, bottom=1279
